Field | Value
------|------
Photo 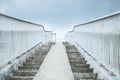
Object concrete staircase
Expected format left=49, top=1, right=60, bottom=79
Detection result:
left=7, top=43, right=53, bottom=80
left=64, top=42, right=98, bottom=80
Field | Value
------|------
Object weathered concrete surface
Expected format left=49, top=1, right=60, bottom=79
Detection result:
left=0, top=43, right=53, bottom=80
left=0, top=14, right=54, bottom=67
left=64, top=43, right=98, bottom=80
left=33, top=42, right=74, bottom=80
left=65, top=12, right=120, bottom=80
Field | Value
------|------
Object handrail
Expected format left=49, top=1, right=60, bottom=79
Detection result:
left=0, top=42, right=41, bottom=71
left=67, top=11, right=120, bottom=33
left=0, top=13, right=43, bottom=28
left=0, top=13, right=52, bottom=32
left=65, top=11, right=120, bottom=80
left=0, top=13, right=55, bottom=68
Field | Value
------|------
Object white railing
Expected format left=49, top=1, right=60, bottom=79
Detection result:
left=0, top=13, right=54, bottom=68
left=65, top=12, right=120, bottom=80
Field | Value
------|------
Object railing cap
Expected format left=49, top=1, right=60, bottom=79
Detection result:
left=74, top=11, right=120, bottom=27
left=0, top=13, right=44, bottom=27
left=66, top=11, right=120, bottom=34
left=0, top=13, right=54, bottom=32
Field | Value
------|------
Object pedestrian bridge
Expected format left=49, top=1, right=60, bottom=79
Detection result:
left=0, top=12, right=120, bottom=80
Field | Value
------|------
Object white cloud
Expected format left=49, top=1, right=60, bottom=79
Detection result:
left=0, top=3, right=7, bottom=13
left=9, top=0, right=57, bottom=10
left=11, top=0, right=33, bottom=8
left=0, top=0, right=120, bottom=39
left=44, top=25, right=52, bottom=31
left=0, top=7, right=6, bottom=13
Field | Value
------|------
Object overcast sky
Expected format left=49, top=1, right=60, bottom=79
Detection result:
left=0, top=0, right=120, bottom=40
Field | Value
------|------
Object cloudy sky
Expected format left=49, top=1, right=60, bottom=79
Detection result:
left=0, top=0, right=120, bottom=40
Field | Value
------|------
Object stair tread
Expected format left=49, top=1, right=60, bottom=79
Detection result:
left=6, top=44, right=52, bottom=80
left=74, top=73, right=98, bottom=79
left=11, top=76, right=34, bottom=78
left=16, top=70, right=37, bottom=72
left=18, top=68, right=39, bottom=70
left=71, top=64, right=90, bottom=66
left=13, top=71, right=36, bottom=76
left=19, top=66, right=39, bottom=67
left=65, top=45, right=98, bottom=79
left=75, top=79, right=103, bottom=80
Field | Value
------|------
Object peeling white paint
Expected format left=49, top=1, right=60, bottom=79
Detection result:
left=65, top=12, right=120, bottom=80
left=0, top=14, right=54, bottom=68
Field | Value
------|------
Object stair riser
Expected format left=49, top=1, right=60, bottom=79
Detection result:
left=29, top=56, right=46, bottom=59
left=74, top=73, right=97, bottom=79
left=72, top=68, right=93, bottom=73
left=69, top=59, right=86, bottom=62
left=26, top=60, right=43, bottom=64
left=18, top=67, right=39, bottom=70
left=6, top=44, right=52, bottom=80
left=70, top=61, right=87, bottom=64
left=68, top=56, right=84, bottom=59
left=71, top=64, right=89, bottom=66
left=64, top=43, right=98, bottom=80
left=9, top=78, right=33, bottom=80
left=69, top=58, right=85, bottom=60
left=13, top=72, right=36, bottom=76
left=26, top=59, right=43, bottom=62
left=67, top=52, right=80, bottom=54
left=74, top=78, right=98, bottom=80
left=23, top=63, right=41, bottom=66
left=23, top=65, right=40, bottom=67
left=71, top=66, right=89, bottom=68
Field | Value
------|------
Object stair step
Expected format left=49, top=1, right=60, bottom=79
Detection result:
left=68, top=54, right=82, bottom=56
left=68, top=56, right=84, bottom=59
left=29, top=56, right=45, bottom=59
left=69, top=59, right=86, bottom=62
left=65, top=44, right=98, bottom=80
left=5, top=44, right=52, bottom=80
left=66, top=47, right=77, bottom=49
left=13, top=70, right=37, bottom=76
left=71, top=64, right=90, bottom=68
left=18, top=66, right=39, bottom=70
left=74, top=73, right=98, bottom=79
left=17, top=69, right=38, bottom=72
left=67, top=51, right=80, bottom=53
left=26, top=59, right=43, bottom=62
left=72, top=68, right=93, bottom=73
left=10, top=76, right=33, bottom=80
left=70, top=60, right=87, bottom=64
left=23, top=63, right=40, bottom=68
left=69, top=57, right=85, bottom=60
left=71, top=66, right=89, bottom=69
left=18, top=68, right=38, bottom=71
left=75, top=79, right=98, bottom=80
left=71, top=66, right=90, bottom=69
left=66, top=49, right=76, bottom=51
left=26, top=61, right=43, bottom=64
left=23, top=63, right=42, bottom=66
left=30, top=55, right=46, bottom=59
